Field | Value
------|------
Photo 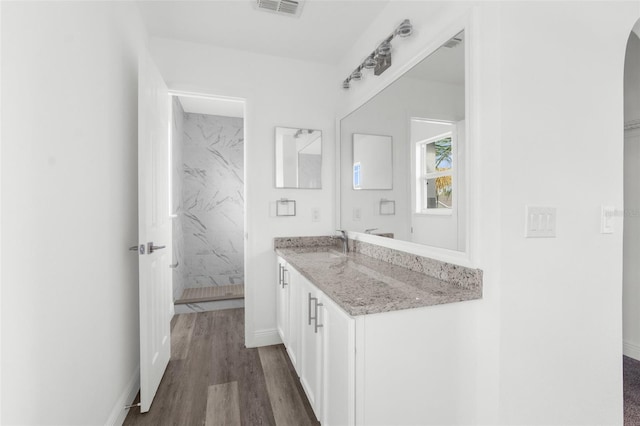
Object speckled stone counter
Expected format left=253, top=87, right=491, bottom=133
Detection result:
left=274, top=240, right=482, bottom=316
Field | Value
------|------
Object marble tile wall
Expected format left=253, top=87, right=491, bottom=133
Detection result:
left=172, top=97, right=186, bottom=301
left=182, top=113, right=244, bottom=288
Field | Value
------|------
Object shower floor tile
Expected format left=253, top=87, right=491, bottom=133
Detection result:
left=176, top=284, right=244, bottom=304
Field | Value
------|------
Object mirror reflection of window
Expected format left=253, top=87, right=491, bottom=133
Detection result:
left=414, top=122, right=454, bottom=212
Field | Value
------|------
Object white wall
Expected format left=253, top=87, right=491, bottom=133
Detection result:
left=338, top=1, right=640, bottom=424
left=148, top=37, right=338, bottom=347
left=1, top=2, right=146, bottom=424
left=498, top=4, right=637, bottom=424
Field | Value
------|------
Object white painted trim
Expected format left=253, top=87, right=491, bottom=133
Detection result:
left=246, top=328, right=282, bottom=348
left=167, top=89, right=245, bottom=106
left=335, top=10, right=479, bottom=269
left=624, top=341, right=640, bottom=361
left=105, top=366, right=140, bottom=426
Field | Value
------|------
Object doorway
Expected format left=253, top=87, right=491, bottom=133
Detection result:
left=622, top=20, right=640, bottom=425
left=169, top=92, right=246, bottom=313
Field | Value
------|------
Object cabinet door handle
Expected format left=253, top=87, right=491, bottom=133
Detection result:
left=308, top=292, right=314, bottom=325
left=282, top=268, right=288, bottom=287
left=314, top=301, right=324, bottom=333
left=278, top=264, right=283, bottom=287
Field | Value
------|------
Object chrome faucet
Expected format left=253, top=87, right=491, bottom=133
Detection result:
left=336, top=230, right=349, bottom=254
left=365, top=228, right=379, bottom=234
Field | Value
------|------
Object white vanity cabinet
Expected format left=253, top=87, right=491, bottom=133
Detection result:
left=276, top=257, right=289, bottom=346
left=299, top=276, right=324, bottom=420
left=276, top=257, right=356, bottom=425
left=320, top=293, right=356, bottom=426
left=275, top=252, right=480, bottom=425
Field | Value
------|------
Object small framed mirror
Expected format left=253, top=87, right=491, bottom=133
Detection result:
left=352, top=133, right=393, bottom=190
left=275, top=127, right=322, bottom=189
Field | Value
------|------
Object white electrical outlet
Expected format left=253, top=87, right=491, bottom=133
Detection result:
left=601, top=206, right=615, bottom=234
left=353, top=208, right=361, bottom=221
left=311, top=208, right=320, bottom=222
left=525, top=206, right=556, bottom=238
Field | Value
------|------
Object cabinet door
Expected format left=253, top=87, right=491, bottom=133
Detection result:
left=286, top=267, right=301, bottom=374
left=275, top=257, right=289, bottom=346
left=322, top=297, right=356, bottom=426
left=300, top=277, right=323, bottom=420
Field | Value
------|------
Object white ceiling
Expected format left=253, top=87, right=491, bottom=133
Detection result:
left=137, top=0, right=390, bottom=65
left=177, top=95, right=245, bottom=117
left=405, top=31, right=465, bottom=85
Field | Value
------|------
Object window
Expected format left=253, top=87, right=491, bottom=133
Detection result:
left=416, top=132, right=454, bottom=213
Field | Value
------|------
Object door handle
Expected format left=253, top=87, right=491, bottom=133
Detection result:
left=147, top=242, right=166, bottom=254
left=129, top=245, right=145, bottom=255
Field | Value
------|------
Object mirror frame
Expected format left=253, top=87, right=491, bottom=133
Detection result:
left=335, top=14, right=478, bottom=268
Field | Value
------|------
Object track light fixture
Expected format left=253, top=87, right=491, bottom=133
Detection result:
left=342, top=19, right=413, bottom=89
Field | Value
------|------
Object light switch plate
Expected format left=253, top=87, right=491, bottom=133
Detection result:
left=601, top=206, right=615, bottom=234
left=525, top=206, right=556, bottom=238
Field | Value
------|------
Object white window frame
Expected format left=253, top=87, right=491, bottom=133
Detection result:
left=415, top=130, right=455, bottom=215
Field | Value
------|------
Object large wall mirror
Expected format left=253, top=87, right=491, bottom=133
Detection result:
left=340, top=30, right=467, bottom=251
left=276, top=127, right=322, bottom=189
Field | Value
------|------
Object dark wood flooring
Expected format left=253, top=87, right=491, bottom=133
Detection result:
left=123, top=308, right=319, bottom=426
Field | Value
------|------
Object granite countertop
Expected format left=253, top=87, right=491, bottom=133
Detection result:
left=275, top=245, right=482, bottom=316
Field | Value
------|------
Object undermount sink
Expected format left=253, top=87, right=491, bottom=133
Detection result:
left=300, top=250, right=345, bottom=260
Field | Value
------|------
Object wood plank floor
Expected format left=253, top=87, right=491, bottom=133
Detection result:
left=176, top=284, right=244, bottom=304
left=123, top=308, right=319, bottom=426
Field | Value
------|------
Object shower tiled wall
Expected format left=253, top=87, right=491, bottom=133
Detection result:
left=182, top=113, right=244, bottom=287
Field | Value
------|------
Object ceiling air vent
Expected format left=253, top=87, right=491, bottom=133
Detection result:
left=443, top=37, right=463, bottom=49
left=255, top=0, right=304, bottom=17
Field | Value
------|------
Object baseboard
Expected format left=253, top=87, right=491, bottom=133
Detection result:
left=624, top=341, right=640, bottom=361
left=105, top=366, right=140, bottom=426
left=246, top=328, right=282, bottom=348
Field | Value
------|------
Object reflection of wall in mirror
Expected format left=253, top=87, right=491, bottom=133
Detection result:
left=298, top=153, right=321, bottom=188
left=276, top=128, right=322, bottom=188
left=282, top=134, right=298, bottom=187
left=341, top=76, right=464, bottom=244
left=353, top=134, right=393, bottom=190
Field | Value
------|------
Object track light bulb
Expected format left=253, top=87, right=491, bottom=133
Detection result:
left=396, top=19, right=413, bottom=37
left=376, top=41, right=392, bottom=57
left=364, top=55, right=377, bottom=69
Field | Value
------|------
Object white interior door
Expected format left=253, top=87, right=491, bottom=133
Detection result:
left=138, top=50, right=173, bottom=413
